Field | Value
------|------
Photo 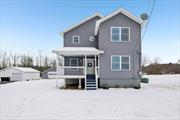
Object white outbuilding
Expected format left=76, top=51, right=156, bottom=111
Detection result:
left=0, top=67, right=40, bottom=82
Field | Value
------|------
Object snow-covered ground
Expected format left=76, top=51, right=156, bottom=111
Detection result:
left=0, top=75, right=180, bottom=120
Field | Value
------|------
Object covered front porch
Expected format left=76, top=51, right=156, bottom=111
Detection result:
left=52, top=47, right=104, bottom=90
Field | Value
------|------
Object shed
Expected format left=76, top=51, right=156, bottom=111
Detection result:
left=41, top=66, right=56, bottom=79
left=0, top=67, right=40, bottom=82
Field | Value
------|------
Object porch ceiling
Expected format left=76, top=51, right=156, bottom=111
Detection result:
left=52, top=47, right=104, bottom=56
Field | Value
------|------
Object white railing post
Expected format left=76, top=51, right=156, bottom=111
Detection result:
left=78, top=78, right=82, bottom=89
left=95, top=54, right=98, bottom=89
left=98, top=54, right=100, bottom=75
left=85, top=54, right=87, bottom=90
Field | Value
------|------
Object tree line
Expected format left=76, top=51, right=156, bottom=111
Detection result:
left=1, top=51, right=179, bottom=74
left=0, top=51, right=56, bottom=72
left=142, top=55, right=180, bottom=74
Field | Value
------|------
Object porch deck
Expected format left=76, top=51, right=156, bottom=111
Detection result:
left=52, top=47, right=103, bottom=90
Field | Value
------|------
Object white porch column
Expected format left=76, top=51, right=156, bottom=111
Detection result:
left=95, top=54, right=97, bottom=68
left=58, top=55, right=64, bottom=67
left=56, top=54, right=59, bottom=88
left=78, top=78, right=82, bottom=89
left=98, top=54, right=100, bottom=67
left=56, top=54, right=66, bottom=88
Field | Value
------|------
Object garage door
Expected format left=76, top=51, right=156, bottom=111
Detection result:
left=12, top=73, right=22, bottom=81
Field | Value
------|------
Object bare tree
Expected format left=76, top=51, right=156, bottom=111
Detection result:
left=44, top=56, right=49, bottom=67
left=39, top=50, right=42, bottom=67
left=35, top=57, right=39, bottom=67
left=142, top=54, right=150, bottom=67
left=0, top=51, right=8, bottom=68
left=9, top=52, right=19, bottom=67
left=153, top=57, right=161, bottom=64
left=0, top=50, right=56, bottom=71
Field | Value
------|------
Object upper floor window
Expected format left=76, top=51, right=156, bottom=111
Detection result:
left=111, top=55, right=130, bottom=71
left=111, top=27, right=130, bottom=42
left=73, top=36, right=80, bottom=44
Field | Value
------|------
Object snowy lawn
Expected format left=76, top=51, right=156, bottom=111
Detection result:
left=0, top=75, right=180, bottom=120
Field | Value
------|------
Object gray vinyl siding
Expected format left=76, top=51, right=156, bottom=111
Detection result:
left=64, top=16, right=101, bottom=48
left=98, top=13, right=141, bottom=85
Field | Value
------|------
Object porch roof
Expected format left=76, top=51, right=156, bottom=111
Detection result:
left=52, top=47, right=104, bottom=56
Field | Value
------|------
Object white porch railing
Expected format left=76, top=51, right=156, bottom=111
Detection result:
left=48, top=71, right=57, bottom=79
left=57, top=66, right=85, bottom=76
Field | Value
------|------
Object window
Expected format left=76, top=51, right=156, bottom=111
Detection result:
left=111, top=28, right=120, bottom=42
left=70, top=58, right=78, bottom=66
left=111, top=56, right=120, bottom=70
left=121, top=28, right=129, bottom=42
left=73, top=36, right=80, bottom=44
left=121, top=56, right=130, bottom=70
left=70, top=58, right=78, bottom=71
left=111, top=56, right=130, bottom=71
left=111, top=27, right=130, bottom=42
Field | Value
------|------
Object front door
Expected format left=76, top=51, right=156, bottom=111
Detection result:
left=86, top=59, right=95, bottom=74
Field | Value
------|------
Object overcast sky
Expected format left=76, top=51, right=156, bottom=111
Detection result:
left=0, top=0, right=180, bottom=63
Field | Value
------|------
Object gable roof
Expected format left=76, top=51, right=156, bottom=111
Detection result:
left=0, top=67, right=40, bottom=73
left=94, top=8, right=144, bottom=35
left=13, top=67, right=40, bottom=73
left=60, top=13, right=103, bottom=37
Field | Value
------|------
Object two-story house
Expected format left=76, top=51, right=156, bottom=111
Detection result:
left=53, top=8, right=144, bottom=90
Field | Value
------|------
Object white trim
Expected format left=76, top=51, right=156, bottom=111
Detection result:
left=95, top=8, right=143, bottom=35
left=60, top=13, right=103, bottom=38
left=111, top=55, right=131, bottom=71
left=52, top=47, right=104, bottom=56
left=111, top=27, right=130, bottom=42
left=72, top=35, right=80, bottom=44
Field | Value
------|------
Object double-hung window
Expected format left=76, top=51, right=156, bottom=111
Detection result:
left=111, top=27, right=130, bottom=42
left=111, top=55, right=130, bottom=71
left=73, top=36, right=80, bottom=44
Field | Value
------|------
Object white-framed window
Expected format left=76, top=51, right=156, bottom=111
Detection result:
left=111, top=27, right=130, bottom=42
left=70, top=58, right=78, bottom=70
left=72, top=36, right=80, bottom=44
left=111, top=55, right=130, bottom=71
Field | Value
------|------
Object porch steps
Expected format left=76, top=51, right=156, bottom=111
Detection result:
left=86, top=74, right=97, bottom=90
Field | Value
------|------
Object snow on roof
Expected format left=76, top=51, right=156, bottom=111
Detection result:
left=13, top=67, right=40, bottom=73
left=60, top=13, right=103, bottom=37
left=52, top=47, right=104, bottom=56
left=94, top=8, right=144, bottom=35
